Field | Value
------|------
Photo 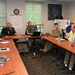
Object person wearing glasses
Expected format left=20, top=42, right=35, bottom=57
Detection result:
left=60, top=24, right=75, bottom=74
left=1, top=22, right=16, bottom=36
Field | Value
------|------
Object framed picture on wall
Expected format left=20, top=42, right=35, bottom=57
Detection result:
left=48, top=4, right=62, bottom=20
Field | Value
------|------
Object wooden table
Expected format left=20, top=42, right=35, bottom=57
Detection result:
left=0, top=34, right=43, bottom=75
left=0, top=39, right=28, bottom=75
left=43, top=35, right=75, bottom=54
left=2, top=34, right=41, bottom=39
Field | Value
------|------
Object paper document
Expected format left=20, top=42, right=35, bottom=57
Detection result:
left=0, top=41, right=9, bottom=44
left=56, top=38, right=65, bottom=41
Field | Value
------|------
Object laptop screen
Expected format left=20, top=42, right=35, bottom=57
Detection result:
left=32, top=32, right=40, bottom=36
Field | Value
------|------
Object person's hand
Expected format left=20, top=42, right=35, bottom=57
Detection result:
left=14, top=33, right=17, bottom=35
left=64, top=36, right=68, bottom=39
left=63, top=29, right=66, bottom=33
left=71, top=43, right=75, bottom=46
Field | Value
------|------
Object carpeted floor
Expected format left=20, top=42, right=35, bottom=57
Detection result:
left=16, top=43, right=75, bottom=75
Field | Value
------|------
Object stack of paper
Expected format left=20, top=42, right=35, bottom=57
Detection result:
left=0, top=55, right=9, bottom=66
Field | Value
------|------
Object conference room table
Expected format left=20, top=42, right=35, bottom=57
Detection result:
left=42, top=35, right=75, bottom=54
left=2, top=34, right=75, bottom=54
left=2, top=34, right=42, bottom=39
left=0, top=36, right=29, bottom=75
left=0, top=34, right=43, bottom=75
left=3, top=34, right=75, bottom=54
left=1, top=34, right=75, bottom=75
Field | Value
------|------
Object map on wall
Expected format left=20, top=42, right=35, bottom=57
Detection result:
left=48, top=4, right=62, bottom=20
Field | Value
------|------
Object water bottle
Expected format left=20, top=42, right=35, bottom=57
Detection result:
left=58, top=36, right=60, bottom=41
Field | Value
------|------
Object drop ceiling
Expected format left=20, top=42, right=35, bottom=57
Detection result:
left=26, top=0, right=75, bottom=2
left=48, top=0, right=75, bottom=2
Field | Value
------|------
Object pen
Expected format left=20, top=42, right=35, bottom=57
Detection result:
left=2, top=71, right=15, bottom=75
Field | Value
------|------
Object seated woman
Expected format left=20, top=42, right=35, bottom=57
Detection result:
left=60, top=24, right=75, bottom=74
left=1, top=22, right=16, bottom=36
left=1, top=22, right=17, bottom=43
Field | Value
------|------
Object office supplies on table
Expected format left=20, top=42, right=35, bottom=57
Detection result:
left=0, top=48, right=9, bottom=52
left=0, top=55, right=9, bottom=66
left=0, top=41, right=9, bottom=44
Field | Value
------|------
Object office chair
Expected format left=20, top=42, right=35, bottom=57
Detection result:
left=30, top=37, right=43, bottom=59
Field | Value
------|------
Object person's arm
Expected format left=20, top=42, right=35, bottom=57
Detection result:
left=35, top=26, right=38, bottom=32
left=12, top=27, right=16, bottom=35
left=26, top=30, right=32, bottom=35
left=71, top=36, right=75, bottom=46
left=1, top=27, right=7, bottom=36
left=1, top=28, right=4, bottom=35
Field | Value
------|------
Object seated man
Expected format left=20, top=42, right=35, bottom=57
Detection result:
left=25, top=21, right=38, bottom=56
left=26, top=21, right=37, bottom=35
left=40, top=23, right=62, bottom=52
left=60, top=23, right=75, bottom=74
left=51, top=23, right=62, bottom=37
left=25, top=21, right=37, bottom=46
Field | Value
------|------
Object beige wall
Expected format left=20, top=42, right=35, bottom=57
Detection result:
left=65, top=2, right=75, bottom=23
left=6, top=0, right=66, bottom=34
left=7, top=0, right=26, bottom=34
left=43, top=1, right=66, bottom=33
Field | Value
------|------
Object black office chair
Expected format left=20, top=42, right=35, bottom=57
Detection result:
left=30, top=37, right=43, bottom=59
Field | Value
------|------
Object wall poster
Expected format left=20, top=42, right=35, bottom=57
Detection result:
left=48, top=4, right=62, bottom=20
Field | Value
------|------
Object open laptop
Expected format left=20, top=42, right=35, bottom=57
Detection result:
left=32, top=32, right=40, bottom=36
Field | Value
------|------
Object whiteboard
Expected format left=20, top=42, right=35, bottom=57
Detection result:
left=55, top=19, right=70, bottom=29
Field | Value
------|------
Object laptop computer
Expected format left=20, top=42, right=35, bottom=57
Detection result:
left=32, top=32, right=40, bottom=36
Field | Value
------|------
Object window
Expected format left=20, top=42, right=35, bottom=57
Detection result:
left=25, top=2, right=43, bottom=32
left=0, top=0, right=6, bottom=33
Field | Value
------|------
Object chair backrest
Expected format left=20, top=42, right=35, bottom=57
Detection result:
left=25, top=30, right=27, bottom=35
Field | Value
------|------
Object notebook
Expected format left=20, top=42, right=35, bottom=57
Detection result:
left=32, top=32, right=40, bottom=36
